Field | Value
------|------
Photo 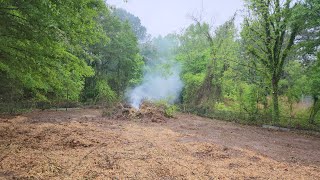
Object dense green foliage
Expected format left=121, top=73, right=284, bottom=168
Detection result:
left=0, top=0, right=107, bottom=102
left=0, top=1, right=143, bottom=108
left=174, top=0, right=320, bottom=129
left=0, top=0, right=319, bottom=130
left=113, top=8, right=147, bottom=41
left=242, top=0, right=307, bottom=122
left=81, top=9, right=143, bottom=104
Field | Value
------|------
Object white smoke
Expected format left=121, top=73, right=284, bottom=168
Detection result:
left=127, top=59, right=183, bottom=109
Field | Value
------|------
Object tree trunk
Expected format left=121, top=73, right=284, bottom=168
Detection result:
left=272, top=80, right=280, bottom=123
left=309, top=96, right=319, bottom=124
left=194, top=64, right=214, bottom=105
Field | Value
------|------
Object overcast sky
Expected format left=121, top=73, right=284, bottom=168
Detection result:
left=106, top=0, right=245, bottom=37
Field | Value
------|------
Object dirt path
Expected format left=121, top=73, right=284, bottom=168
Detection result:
left=0, top=109, right=319, bottom=179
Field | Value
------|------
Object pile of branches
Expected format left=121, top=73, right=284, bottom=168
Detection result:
left=103, top=101, right=168, bottom=123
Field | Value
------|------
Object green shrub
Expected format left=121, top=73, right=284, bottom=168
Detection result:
left=153, top=100, right=178, bottom=118
left=95, top=80, right=117, bottom=106
left=164, top=105, right=178, bottom=118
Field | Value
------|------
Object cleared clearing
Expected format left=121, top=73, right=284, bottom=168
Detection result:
left=0, top=109, right=319, bottom=179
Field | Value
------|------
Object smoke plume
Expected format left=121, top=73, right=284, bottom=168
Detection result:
left=127, top=58, right=183, bottom=109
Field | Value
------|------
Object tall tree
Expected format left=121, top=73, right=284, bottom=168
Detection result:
left=242, top=0, right=305, bottom=122
left=303, top=0, right=320, bottom=123
left=189, top=16, right=236, bottom=109
left=112, top=8, right=147, bottom=41
left=82, top=9, right=143, bottom=103
left=176, top=16, right=238, bottom=110
left=0, top=0, right=107, bottom=102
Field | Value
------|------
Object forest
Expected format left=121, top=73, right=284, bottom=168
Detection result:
left=0, top=0, right=319, bottom=130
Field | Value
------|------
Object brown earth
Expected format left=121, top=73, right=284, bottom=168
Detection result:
left=0, top=108, right=320, bottom=179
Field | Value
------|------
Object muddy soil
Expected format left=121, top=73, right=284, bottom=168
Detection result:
left=0, top=109, right=319, bottom=179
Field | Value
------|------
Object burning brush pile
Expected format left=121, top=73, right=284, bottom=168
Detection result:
left=103, top=101, right=174, bottom=123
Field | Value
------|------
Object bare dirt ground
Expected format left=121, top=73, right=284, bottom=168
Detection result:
left=0, top=109, right=320, bottom=179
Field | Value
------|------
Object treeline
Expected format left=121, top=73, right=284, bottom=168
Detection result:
left=0, top=0, right=144, bottom=109
left=1, top=0, right=319, bottom=129
left=172, top=0, right=320, bottom=129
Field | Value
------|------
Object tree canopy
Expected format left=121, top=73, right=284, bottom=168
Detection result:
left=0, top=0, right=319, bottom=130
